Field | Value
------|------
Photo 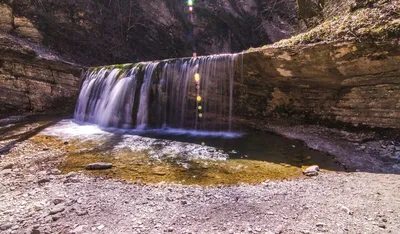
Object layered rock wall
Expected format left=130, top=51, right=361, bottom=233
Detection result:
left=235, top=40, right=400, bottom=128
left=0, top=34, right=82, bottom=114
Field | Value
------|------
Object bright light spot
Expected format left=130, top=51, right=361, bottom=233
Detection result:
left=198, top=105, right=202, bottom=110
left=189, top=6, right=193, bottom=12
left=201, top=142, right=205, bottom=146
left=188, top=0, right=193, bottom=6
left=194, top=73, right=200, bottom=82
left=196, top=96, right=202, bottom=102
left=199, top=113, right=203, bottom=118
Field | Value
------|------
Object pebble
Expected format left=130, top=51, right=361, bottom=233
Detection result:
left=2, top=163, right=13, bottom=170
left=0, top=169, right=12, bottom=175
left=52, top=198, right=65, bottom=205
left=66, top=172, right=78, bottom=178
left=49, top=204, right=65, bottom=215
left=72, top=225, right=86, bottom=233
left=85, top=163, right=112, bottom=170
left=76, top=210, right=88, bottom=216
left=378, top=224, right=386, bottom=229
left=0, top=224, right=12, bottom=230
left=303, top=165, right=320, bottom=176
left=316, top=223, right=325, bottom=227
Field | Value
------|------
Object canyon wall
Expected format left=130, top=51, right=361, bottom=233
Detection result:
left=0, top=0, right=299, bottom=66
left=235, top=40, right=400, bottom=129
left=0, top=34, right=82, bottom=114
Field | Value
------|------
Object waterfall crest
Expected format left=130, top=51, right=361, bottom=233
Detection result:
left=74, top=54, right=238, bottom=131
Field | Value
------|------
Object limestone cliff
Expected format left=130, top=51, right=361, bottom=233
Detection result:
left=236, top=40, right=400, bottom=129
left=0, top=34, right=82, bottom=114
left=0, top=0, right=299, bottom=66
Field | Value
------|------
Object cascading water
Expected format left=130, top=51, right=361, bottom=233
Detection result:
left=74, top=54, right=238, bottom=132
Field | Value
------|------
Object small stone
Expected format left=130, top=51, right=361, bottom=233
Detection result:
left=85, top=162, right=112, bottom=170
left=316, top=223, right=325, bottom=227
left=0, top=169, right=12, bottom=175
left=31, top=228, right=40, bottom=234
left=2, top=163, right=13, bottom=170
left=76, top=210, right=88, bottom=216
left=49, top=204, right=65, bottom=215
left=0, top=224, right=12, bottom=230
left=378, top=224, right=386, bottom=229
left=72, top=225, right=86, bottom=233
left=52, top=198, right=65, bottom=205
left=37, top=178, right=51, bottom=184
left=66, top=172, right=78, bottom=178
left=303, top=165, right=320, bottom=176
left=50, top=169, right=61, bottom=175
left=52, top=215, right=61, bottom=221
left=341, top=206, right=353, bottom=215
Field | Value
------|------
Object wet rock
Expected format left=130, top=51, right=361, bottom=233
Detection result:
left=49, top=204, right=65, bottom=215
left=393, top=164, right=400, bottom=171
left=85, top=162, right=112, bottom=170
left=303, top=165, right=320, bottom=176
left=152, top=167, right=167, bottom=176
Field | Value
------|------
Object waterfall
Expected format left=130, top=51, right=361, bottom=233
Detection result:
left=74, top=54, right=238, bottom=131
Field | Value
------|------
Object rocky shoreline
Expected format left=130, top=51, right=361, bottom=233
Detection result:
left=1, top=116, right=399, bottom=233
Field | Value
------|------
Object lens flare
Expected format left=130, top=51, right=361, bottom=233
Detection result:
left=194, top=73, right=200, bottom=82
left=196, top=96, right=202, bottom=102
left=189, top=6, right=193, bottom=12
left=198, top=106, right=202, bottom=110
left=199, top=113, right=203, bottom=118
left=188, top=0, right=193, bottom=6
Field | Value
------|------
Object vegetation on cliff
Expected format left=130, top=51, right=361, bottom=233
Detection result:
left=276, top=0, right=399, bottom=46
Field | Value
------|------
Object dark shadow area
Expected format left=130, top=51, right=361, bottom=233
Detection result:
left=0, top=115, right=64, bottom=156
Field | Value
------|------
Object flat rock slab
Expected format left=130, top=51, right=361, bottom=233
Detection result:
left=85, top=162, right=113, bottom=170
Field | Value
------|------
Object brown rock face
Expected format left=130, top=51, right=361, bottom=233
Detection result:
left=13, top=17, right=43, bottom=43
left=1, top=0, right=299, bottom=66
left=0, top=34, right=82, bottom=114
left=0, top=4, right=13, bottom=32
left=234, top=40, right=400, bottom=129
